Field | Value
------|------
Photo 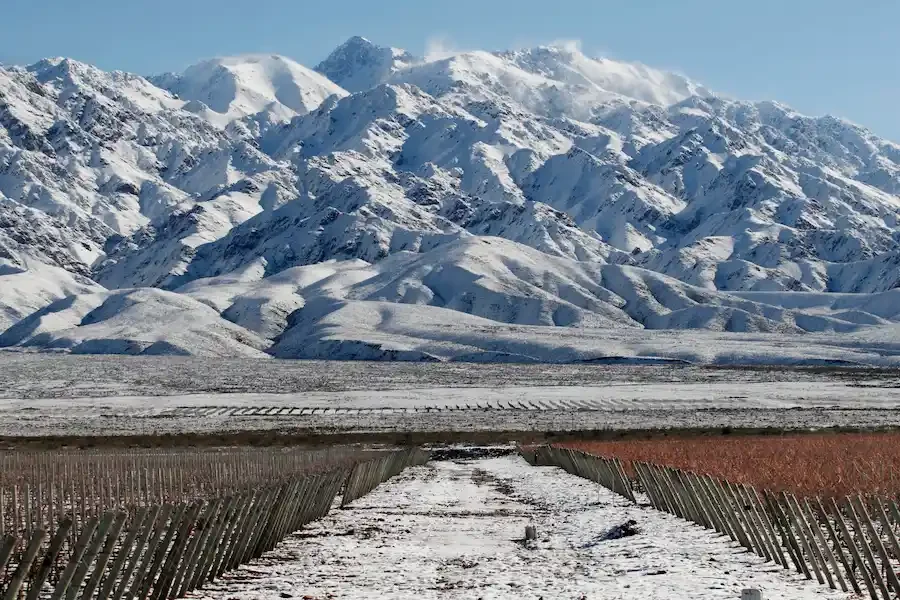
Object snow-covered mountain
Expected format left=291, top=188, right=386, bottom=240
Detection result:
left=315, top=36, right=418, bottom=93
left=152, top=54, right=348, bottom=125
left=2, top=38, right=899, bottom=362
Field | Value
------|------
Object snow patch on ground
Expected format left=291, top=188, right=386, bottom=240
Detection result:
left=189, top=456, right=851, bottom=600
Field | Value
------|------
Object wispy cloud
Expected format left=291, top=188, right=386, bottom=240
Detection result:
left=424, top=36, right=468, bottom=62
left=420, top=35, right=622, bottom=64
left=545, top=38, right=582, bottom=53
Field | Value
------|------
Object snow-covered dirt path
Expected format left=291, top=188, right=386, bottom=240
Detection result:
left=189, top=455, right=853, bottom=600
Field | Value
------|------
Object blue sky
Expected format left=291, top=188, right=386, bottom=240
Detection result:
left=3, top=0, right=898, bottom=140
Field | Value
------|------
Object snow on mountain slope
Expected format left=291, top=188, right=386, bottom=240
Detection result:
left=5, top=235, right=900, bottom=362
left=732, top=288, right=900, bottom=324
left=271, top=300, right=900, bottom=365
left=152, top=55, right=348, bottom=125
left=28, top=57, right=184, bottom=115
left=501, top=45, right=711, bottom=107
left=0, top=195, right=107, bottom=277
left=523, top=146, right=685, bottom=251
left=0, top=57, right=300, bottom=287
left=615, top=98, right=900, bottom=291
left=343, top=238, right=627, bottom=327
left=0, top=258, right=103, bottom=332
left=176, top=258, right=377, bottom=339
left=119, top=83, right=612, bottom=288
left=391, top=45, right=707, bottom=122
left=174, top=235, right=900, bottom=340
left=338, top=237, right=898, bottom=333
left=262, top=239, right=900, bottom=363
left=1, top=37, right=899, bottom=362
left=0, top=287, right=270, bottom=357
left=315, top=36, right=418, bottom=93
left=175, top=234, right=900, bottom=339
left=157, top=166, right=616, bottom=289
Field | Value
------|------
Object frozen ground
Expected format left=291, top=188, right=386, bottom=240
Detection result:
left=188, top=454, right=852, bottom=600
left=1, top=354, right=898, bottom=437
left=3, top=353, right=898, bottom=399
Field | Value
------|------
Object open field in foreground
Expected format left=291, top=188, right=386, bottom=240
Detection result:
left=189, top=454, right=849, bottom=600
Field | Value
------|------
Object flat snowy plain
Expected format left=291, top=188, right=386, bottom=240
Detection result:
left=1, top=354, right=898, bottom=438
left=188, top=454, right=852, bottom=600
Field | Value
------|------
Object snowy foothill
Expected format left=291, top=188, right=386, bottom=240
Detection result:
left=0, top=258, right=103, bottom=332
left=187, top=454, right=852, bottom=599
left=2, top=239, right=900, bottom=364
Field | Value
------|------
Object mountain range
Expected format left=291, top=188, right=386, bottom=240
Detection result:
left=2, top=36, right=898, bottom=364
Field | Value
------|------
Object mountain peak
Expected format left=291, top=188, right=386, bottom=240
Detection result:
left=27, top=56, right=98, bottom=81
left=497, top=45, right=711, bottom=107
left=343, top=36, right=376, bottom=48
left=315, top=36, right=419, bottom=93
left=151, top=54, right=347, bottom=123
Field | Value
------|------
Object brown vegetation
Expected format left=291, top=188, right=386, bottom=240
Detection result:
left=560, top=432, right=900, bottom=498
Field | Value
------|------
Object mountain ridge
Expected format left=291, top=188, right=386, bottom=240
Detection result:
left=1, top=37, right=898, bottom=362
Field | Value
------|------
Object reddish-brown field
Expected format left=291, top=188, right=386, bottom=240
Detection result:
left=560, top=432, right=900, bottom=498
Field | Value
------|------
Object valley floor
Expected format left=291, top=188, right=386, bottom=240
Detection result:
left=3, top=353, right=897, bottom=399
left=2, top=354, right=898, bottom=438
left=187, top=453, right=851, bottom=600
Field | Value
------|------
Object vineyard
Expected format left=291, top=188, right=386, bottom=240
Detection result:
left=560, top=432, right=900, bottom=498
left=0, top=446, right=428, bottom=599
left=530, top=436, right=900, bottom=600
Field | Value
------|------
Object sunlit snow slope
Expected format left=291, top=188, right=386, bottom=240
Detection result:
left=1, top=38, right=898, bottom=362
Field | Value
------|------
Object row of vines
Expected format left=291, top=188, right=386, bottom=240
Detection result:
left=0, top=446, right=428, bottom=599
left=536, top=433, right=900, bottom=600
